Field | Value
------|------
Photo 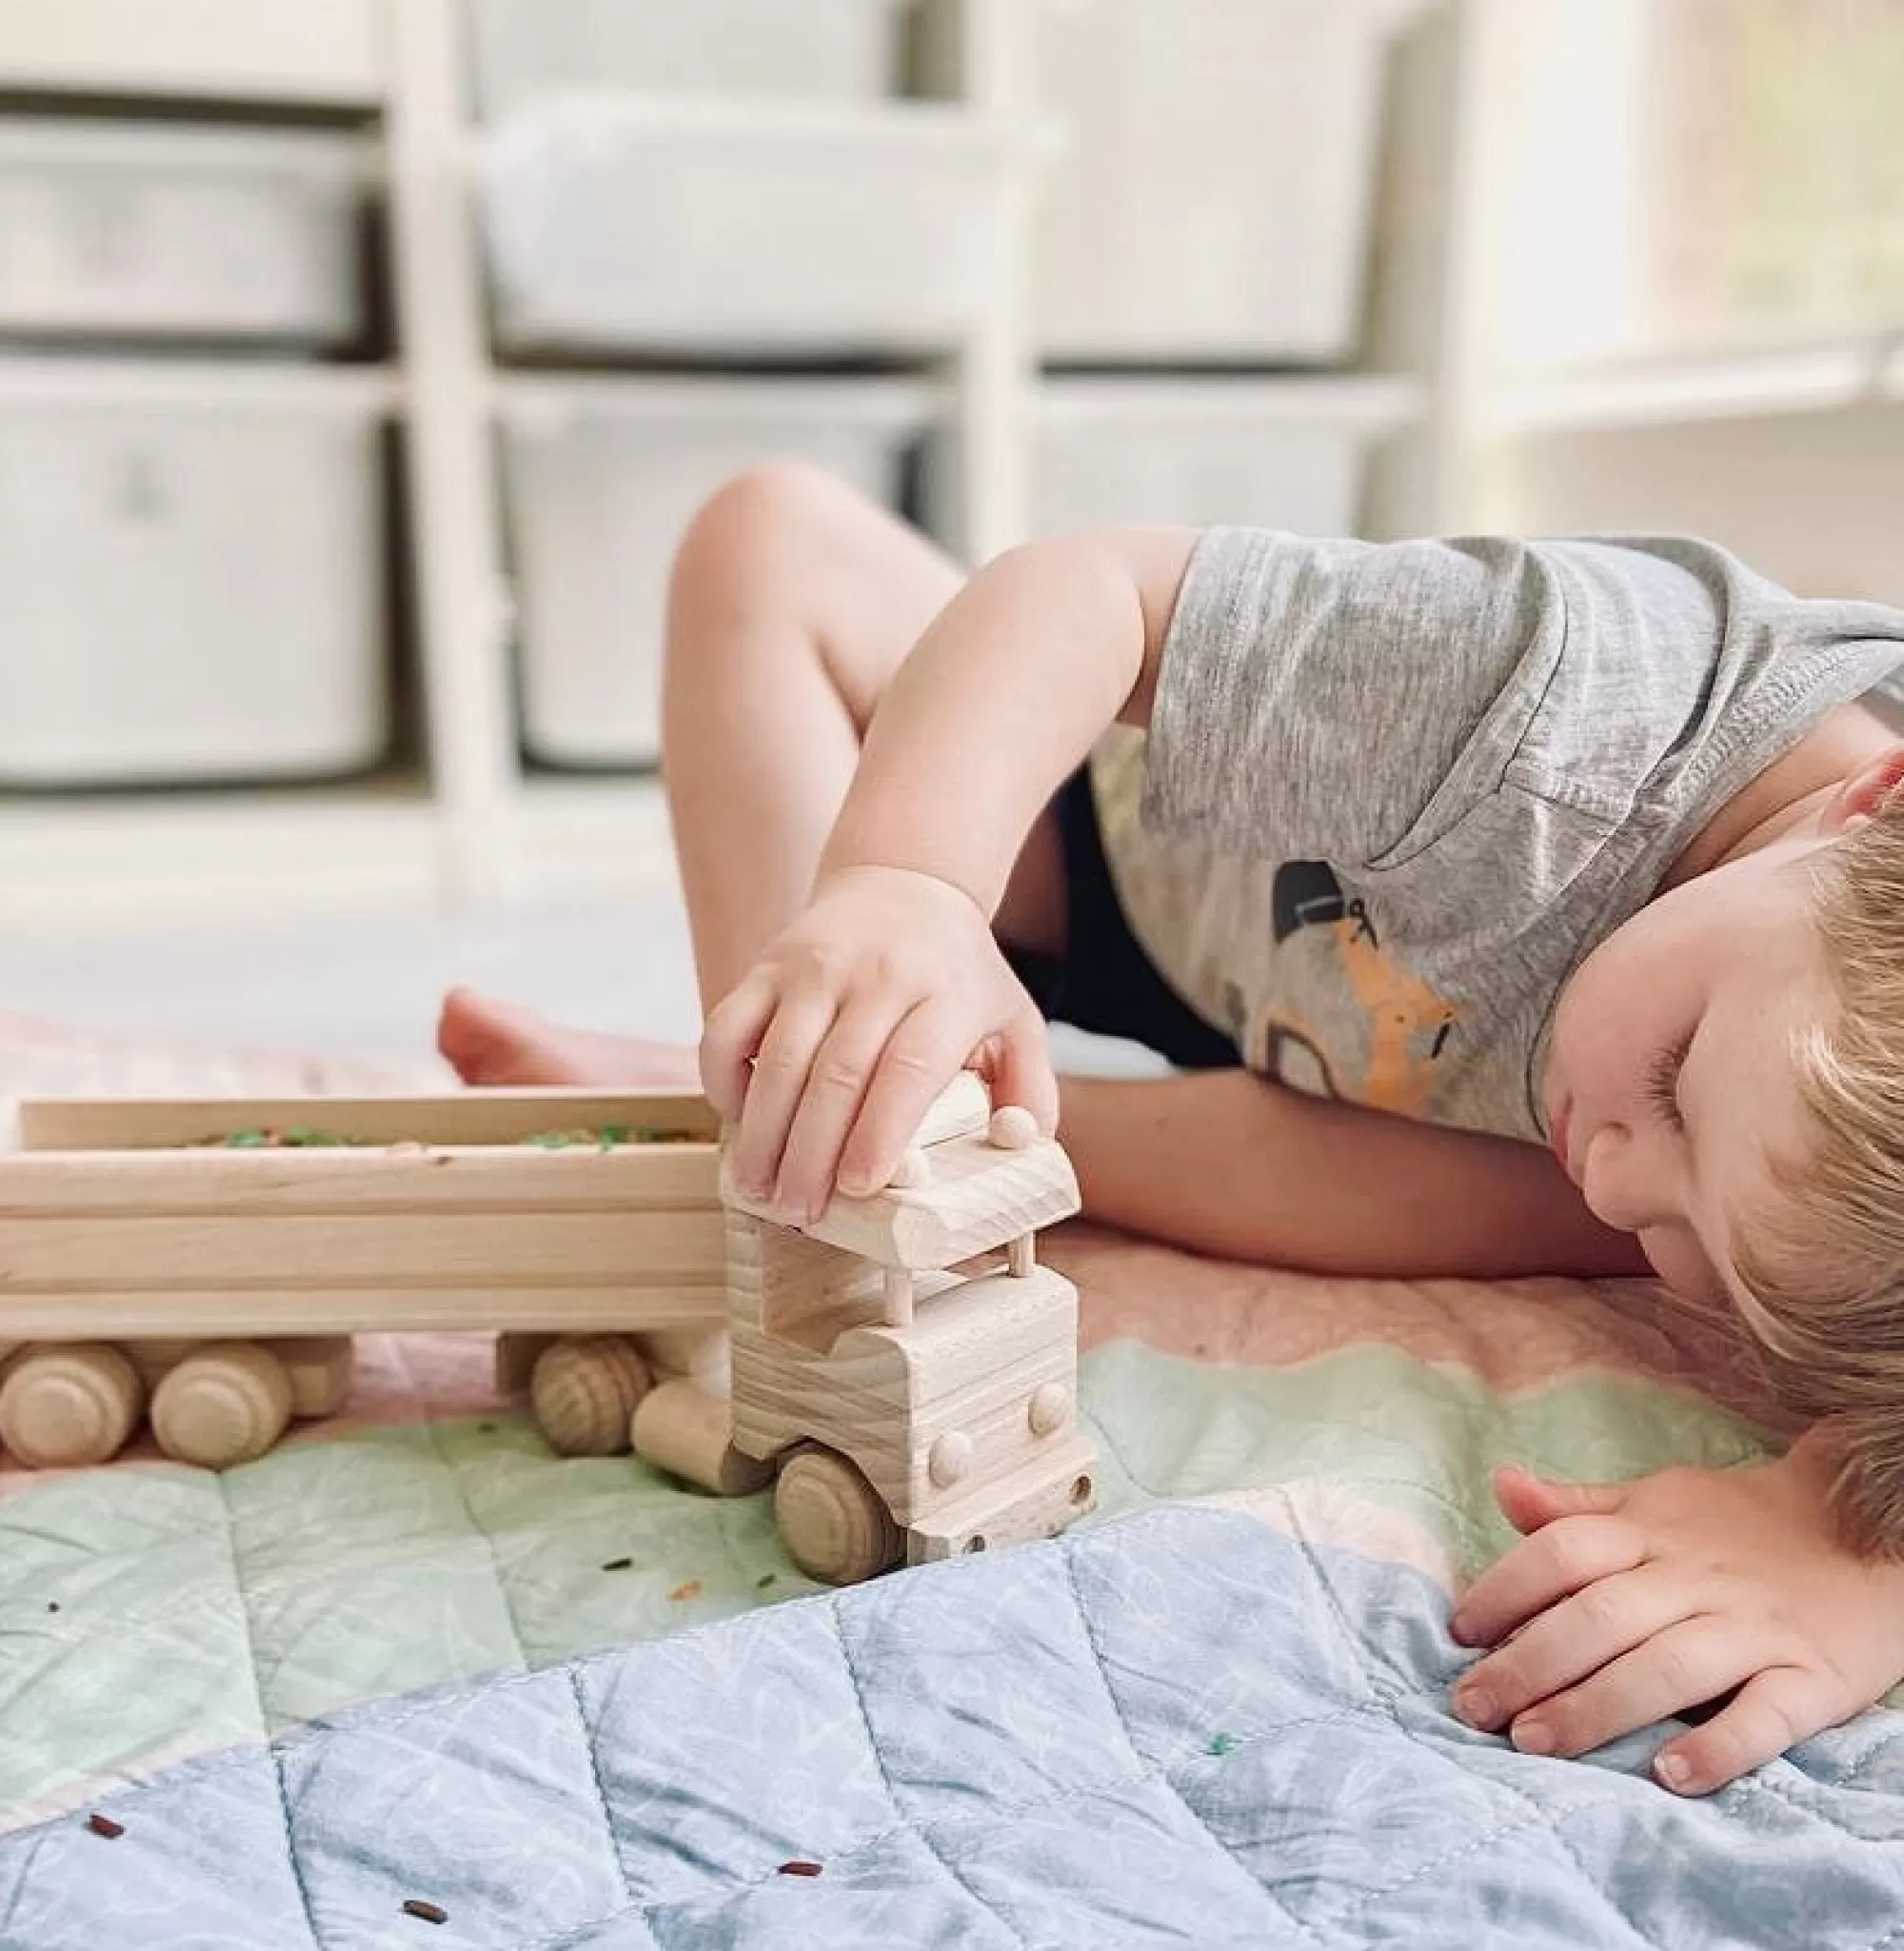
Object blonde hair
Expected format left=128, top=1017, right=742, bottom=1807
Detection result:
left=1733, top=789, right=1904, bottom=1556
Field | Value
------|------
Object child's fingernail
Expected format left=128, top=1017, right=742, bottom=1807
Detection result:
left=1448, top=1613, right=1473, bottom=1645
left=1512, top=1718, right=1554, bottom=1756
left=1654, top=1750, right=1691, bottom=1792
left=1455, top=1683, right=1496, bottom=1727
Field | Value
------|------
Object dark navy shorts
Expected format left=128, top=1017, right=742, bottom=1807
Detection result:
left=1003, top=769, right=1239, bottom=1072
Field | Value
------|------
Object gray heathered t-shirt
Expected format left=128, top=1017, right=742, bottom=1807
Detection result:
left=1091, top=528, right=1904, bottom=1143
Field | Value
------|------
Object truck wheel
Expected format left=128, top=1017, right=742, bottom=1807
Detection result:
left=531, top=1336, right=652, bottom=1456
left=0, top=1344, right=143, bottom=1468
left=774, top=1446, right=901, bottom=1586
left=150, top=1343, right=293, bottom=1468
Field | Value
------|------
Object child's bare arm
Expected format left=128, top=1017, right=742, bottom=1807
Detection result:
left=704, top=529, right=1197, bottom=1217
left=1059, top=1070, right=1647, bottom=1280
left=816, top=528, right=1195, bottom=914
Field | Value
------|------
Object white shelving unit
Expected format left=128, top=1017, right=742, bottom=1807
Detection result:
left=7, top=0, right=1890, bottom=928
left=0, top=0, right=1039, bottom=925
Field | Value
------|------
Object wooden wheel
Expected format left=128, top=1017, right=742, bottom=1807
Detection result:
left=150, top=1343, right=293, bottom=1468
left=531, top=1336, right=652, bottom=1456
left=0, top=1344, right=143, bottom=1468
left=773, top=1446, right=902, bottom=1586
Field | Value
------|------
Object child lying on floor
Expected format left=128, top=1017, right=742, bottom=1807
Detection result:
left=438, top=468, right=1904, bottom=1799
left=23, top=468, right=1904, bottom=1798
left=427, top=469, right=1904, bottom=1801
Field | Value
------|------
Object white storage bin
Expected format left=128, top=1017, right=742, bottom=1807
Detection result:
left=483, top=98, right=1010, bottom=356
left=1029, top=378, right=1419, bottom=536
left=0, top=364, right=391, bottom=787
left=0, top=121, right=366, bottom=345
left=466, top=0, right=910, bottom=117
left=502, top=379, right=933, bottom=768
left=0, top=0, right=384, bottom=107
left=923, top=377, right=1418, bottom=551
left=1031, top=0, right=1428, bottom=362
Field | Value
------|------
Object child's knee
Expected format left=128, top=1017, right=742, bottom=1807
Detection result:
left=669, top=461, right=869, bottom=613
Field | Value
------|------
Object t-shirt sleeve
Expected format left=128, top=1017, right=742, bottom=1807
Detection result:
left=1139, top=525, right=1904, bottom=881
left=1140, top=526, right=1573, bottom=870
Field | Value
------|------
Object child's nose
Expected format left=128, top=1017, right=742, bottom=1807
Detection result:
left=1578, top=1122, right=1673, bottom=1233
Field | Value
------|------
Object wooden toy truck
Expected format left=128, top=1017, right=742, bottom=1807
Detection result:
left=0, top=1078, right=1095, bottom=1584
left=0, top=1088, right=727, bottom=1471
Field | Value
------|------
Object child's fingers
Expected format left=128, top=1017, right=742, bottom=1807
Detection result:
left=1494, top=1463, right=1629, bottom=1536
left=700, top=974, right=779, bottom=1121
left=1450, top=1513, right=1648, bottom=1647
left=985, top=1009, right=1061, bottom=1137
left=1654, top=1666, right=1838, bottom=1796
left=1500, top=1618, right=1757, bottom=1763
left=836, top=1002, right=973, bottom=1199
left=725, top=993, right=840, bottom=1203
left=773, top=999, right=915, bottom=1223
left=1452, top=1565, right=1692, bottom=1732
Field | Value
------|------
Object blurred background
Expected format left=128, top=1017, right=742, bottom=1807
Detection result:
left=0, top=0, right=1897, bottom=1066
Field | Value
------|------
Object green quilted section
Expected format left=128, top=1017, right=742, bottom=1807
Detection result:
left=0, top=1337, right=1772, bottom=1824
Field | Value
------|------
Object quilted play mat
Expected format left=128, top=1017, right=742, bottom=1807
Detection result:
left=9, top=1204, right=1904, bottom=1947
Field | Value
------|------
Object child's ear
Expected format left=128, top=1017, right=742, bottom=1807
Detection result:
left=1823, top=744, right=1904, bottom=832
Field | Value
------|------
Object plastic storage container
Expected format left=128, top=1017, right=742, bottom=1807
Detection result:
left=483, top=97, right=1009, bottom=356
left=501, top=379, right=933, bottom=768
left=1031, top=0, right=1428, bottom=362
left=0, top=364, right=391, bottom=787
left=923, top=377, right=1418, bottom=549
left=0, top=120, right=366, bottom=345
left=0, top=0, right=384, bottom=107
left=1029, top=377, right=1419, bottom=534
left=466, top=0, right=911, bottom=117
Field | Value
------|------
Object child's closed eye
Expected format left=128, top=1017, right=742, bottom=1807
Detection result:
left=1645, top=1037, right=1693, bottom=1130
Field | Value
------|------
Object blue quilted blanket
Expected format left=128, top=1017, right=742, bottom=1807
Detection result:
left=7, top=1506, right=1903, bottom=1950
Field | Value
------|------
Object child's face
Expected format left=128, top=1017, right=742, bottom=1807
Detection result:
left=1542, top=838, right=1829, bottom=1307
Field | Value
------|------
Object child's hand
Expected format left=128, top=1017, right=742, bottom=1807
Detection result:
left=1449, top=1448, right=1904, bottom=1795
left=701, top=864, right=1057, bottom=1223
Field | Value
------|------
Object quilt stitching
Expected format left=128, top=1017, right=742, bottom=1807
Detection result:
left=1267, top=1485, right=1672, bottom=1948
left=215, top=1472, right=324, bottom=1951
left=823, top=1590, right=1032, bottom=1950
left=1726, top=1762, right=1904, bottom=1870
left=16, top=1505, right=1904, bottom=1949
left=1501, top=1781, right=1670, bottom=1951
left=1054, top=1534, right=1327, bottom=1947
left=1302, top=1786, right=1604, bottom=1924
left=564, top=1665, right=636, bottom=1916
left=418, top=1415, right=535, bottom=1674
left=1835, top=1728, right=1904, bottom=1789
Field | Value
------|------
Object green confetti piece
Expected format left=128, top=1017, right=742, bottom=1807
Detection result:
left=755, top=1573, right=778, bottom=1590
left=224, top=1130, right=268, bottom=1149
left=528, top=1132, right=573, bottom=1150
left=1207, top=1734, right=1238, bottom=1758
left=597, top=1126, right=628, bottom=1152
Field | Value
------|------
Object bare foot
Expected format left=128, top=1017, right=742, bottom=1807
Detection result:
left=0, top=1007, right=441, bottom=1098
left=437, top=986, right=701, bottom=1090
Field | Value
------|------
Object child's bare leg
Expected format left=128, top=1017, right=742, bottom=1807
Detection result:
left=444, top=465, right=1066, bottom=1086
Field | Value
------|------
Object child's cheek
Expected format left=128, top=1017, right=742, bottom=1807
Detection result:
left=1636, top=1224, right=1727, bottom=1305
